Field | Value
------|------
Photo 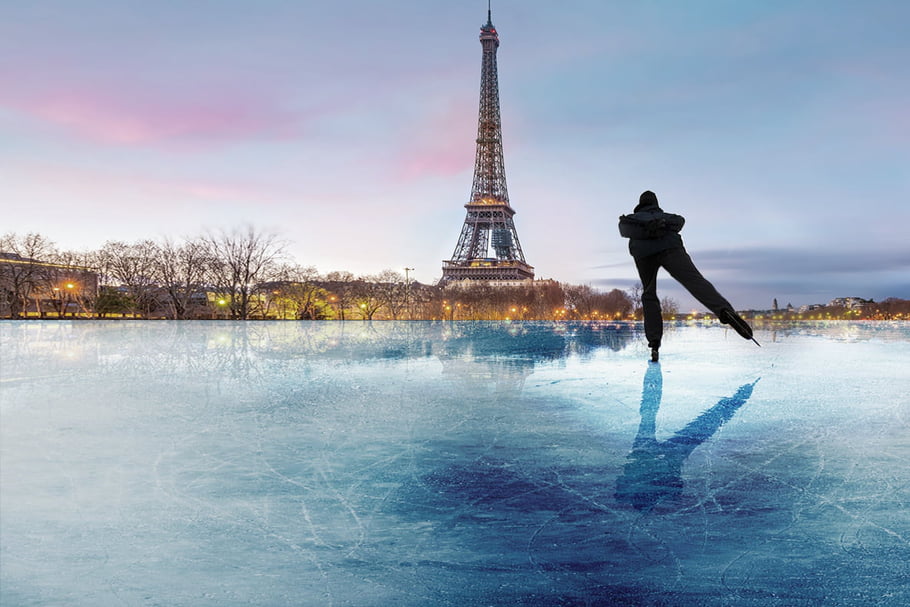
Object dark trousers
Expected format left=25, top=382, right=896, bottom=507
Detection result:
left=634, top=247, right=732, bottom=349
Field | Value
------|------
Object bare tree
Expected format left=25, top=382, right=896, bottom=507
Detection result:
left=873, top=298, right=910, bottom=319
left=598, top=288, right=634, bottom=319
left=525, top=281, right=565, bottom=320
left=268, top=264, right=328, bottom=319
left=154, top=237, right=211, bottom=319
left=627, top=283, right=643, bottom=319
left=323, top=270, right=356, bottom=320
left=375, top=269, right=405, bottom=319
left=204, top=226, right=286, bottom=320
left=563, top=283, right=597, bottom=319
left=444, top=283, right=484, bottom=320
left=660, top=296, right=680, bottom=319
left=0, top=232, right=58, bottom=318
left=351, top=274, right=385, bottom=320
left=52, top=249, right=100, bottom=317
left=97, top=240, right=160, bottom=317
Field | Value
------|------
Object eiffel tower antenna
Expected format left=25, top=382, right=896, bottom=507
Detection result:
left=441, top=6, right=534, bottom=284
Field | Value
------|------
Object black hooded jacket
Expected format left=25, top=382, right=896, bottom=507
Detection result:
left=618, top=191, right=686, bottom=259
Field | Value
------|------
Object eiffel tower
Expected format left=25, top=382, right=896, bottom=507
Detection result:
left=441, top=5, right=534, bottom=284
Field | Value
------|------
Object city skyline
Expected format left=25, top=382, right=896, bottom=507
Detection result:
left=2, top=1, right=908, bottom=310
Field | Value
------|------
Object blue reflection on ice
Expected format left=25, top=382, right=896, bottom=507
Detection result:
left=1, top=320, right=908, bottom=606
left=616, top=364, right=759, bottom=511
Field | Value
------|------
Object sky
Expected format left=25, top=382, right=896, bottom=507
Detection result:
left=1, top=0, right=908, bottom=310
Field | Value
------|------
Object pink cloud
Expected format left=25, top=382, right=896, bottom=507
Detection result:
left=393, top=98, right=477, bottom=182
left=9, top=161, right=291, bottom=207
left=1, top=82, right=307, bottom=146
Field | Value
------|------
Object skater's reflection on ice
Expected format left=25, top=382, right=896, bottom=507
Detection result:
left=615, top=364, right=759, bottom=511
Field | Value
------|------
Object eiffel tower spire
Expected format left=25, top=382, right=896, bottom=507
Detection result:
left=441, top=7, right=534, bottom=284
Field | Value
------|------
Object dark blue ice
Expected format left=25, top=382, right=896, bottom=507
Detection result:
left=1, top=321, right=908, bottom=606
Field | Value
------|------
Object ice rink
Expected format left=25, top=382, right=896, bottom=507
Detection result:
left=1, top=321, right=908, bottom=606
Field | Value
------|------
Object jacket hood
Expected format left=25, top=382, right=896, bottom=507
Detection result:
left=634, top=190, right=660, bottom=212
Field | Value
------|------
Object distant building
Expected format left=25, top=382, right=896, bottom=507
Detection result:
left=828, top=297, right=872, bottom=310
left=0, top=252, right=99, bottom=317
left=444, top=278, right=537, bottom=289
left=797, top=297, right=872, bottom=315
left=798, top=304, right=826, bottom=314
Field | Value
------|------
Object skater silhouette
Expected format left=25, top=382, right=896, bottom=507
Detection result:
left=619, top=190, right=758, bottom=362
left=615, top=363, right=759, bottom=511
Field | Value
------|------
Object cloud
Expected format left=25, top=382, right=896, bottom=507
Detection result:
left=591, top=246, right=910, bottom=307
left=6, top=161, right=290, bottom=207
left=391, top=97, right=476, bottom=183
left=1, top=86, right=306, bottom=146
left=692, top=247, right=910, bottom=276
left=595, top=247, right=910, bottom=276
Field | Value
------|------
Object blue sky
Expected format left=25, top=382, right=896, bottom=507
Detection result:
left=1, top=1, right=907, bottom=310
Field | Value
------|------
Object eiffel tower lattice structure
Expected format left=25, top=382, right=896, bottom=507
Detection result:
left=441, top=7, right=534, bottom=284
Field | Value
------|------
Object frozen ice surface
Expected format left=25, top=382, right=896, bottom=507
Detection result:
left=1, top=320, right=908, bottom=606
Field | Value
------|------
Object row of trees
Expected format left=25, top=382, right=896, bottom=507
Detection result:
left=1, top=229, right=638, bottom=321
left=9, top=229, right=903, bottom=322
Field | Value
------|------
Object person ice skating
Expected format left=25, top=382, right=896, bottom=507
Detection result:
left=619, top=190, right=758, bottom=362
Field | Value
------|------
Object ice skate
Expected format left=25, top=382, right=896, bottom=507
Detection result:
left=720, top=309, right=760, bottom=346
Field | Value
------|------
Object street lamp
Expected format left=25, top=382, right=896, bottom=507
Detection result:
left=328, top=295, right=342, bottom=321
left=64, top=283, right=76, bottom=317
left=213, top=298, right=228, bottom=320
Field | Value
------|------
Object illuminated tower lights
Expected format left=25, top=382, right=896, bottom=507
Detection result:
left=442, top=5, right=534, bottom=283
